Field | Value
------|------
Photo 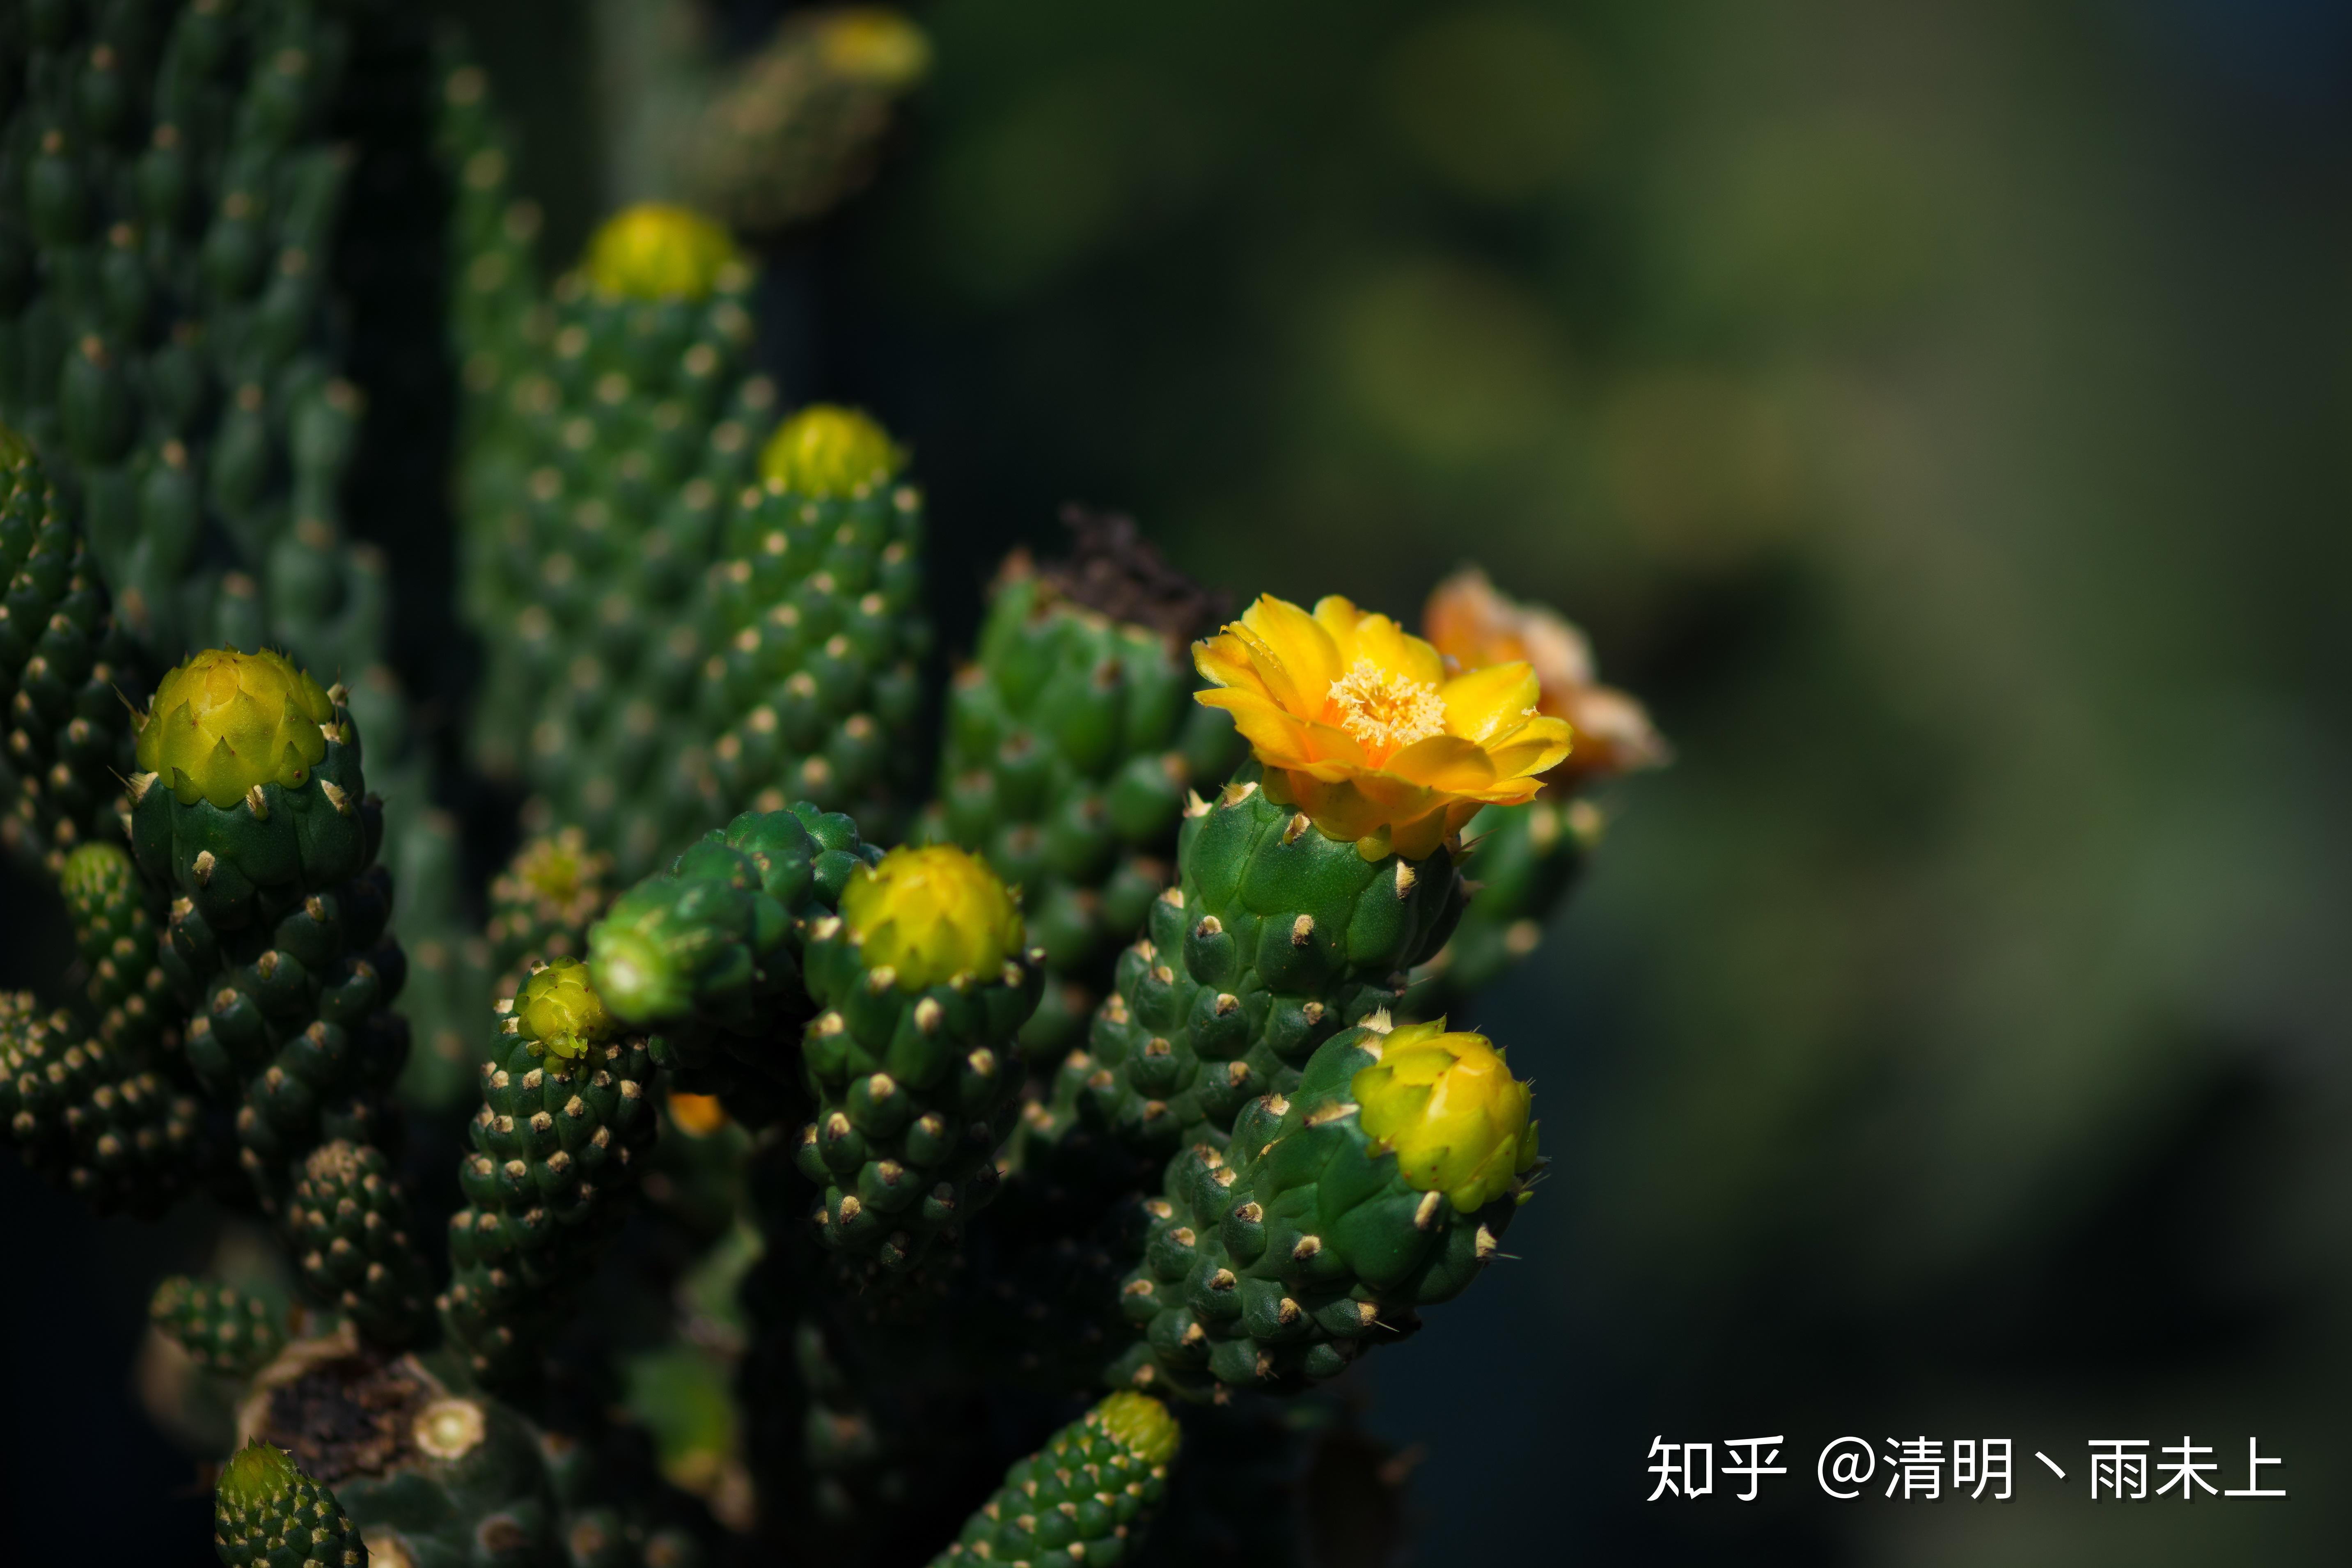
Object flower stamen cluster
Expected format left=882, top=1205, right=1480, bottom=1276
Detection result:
left=1327, top=658, right=1450, bottom=758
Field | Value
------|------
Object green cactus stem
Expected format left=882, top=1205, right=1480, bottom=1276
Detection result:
left=921, top=512, right=1239, bottom=1057
left=287, top=1139, right=433, bottom=1348
left=0, top=992, right=205, bottom=1216
left=128, top=649, right=410, bottom=1212
left=1110, top=1018, right=1536, bottom=1398
left=213, top=1439, right=365, bottom=1568
left=793, top=845, right=1043, bottom=1270
left=0, top=427, right=143, bottom=872
left=587, top=802, right=875, bottom=1115
left=439, top=959, right=660, bottom=1385
left=679, top=7, right=932, bottom=236
left=1052, top=771, right=1464, bottom=1162
left=152, top=1275, right=289, bottom=1380
left=61, top=840, right=181, bottom=1058
left=456, top=191, right=775, bottom=860
left=129, top=650, right=378, bottom=932
left=674, top=404, right=931, bottom=849
left=928, top=1391, right=1181, bottom=1568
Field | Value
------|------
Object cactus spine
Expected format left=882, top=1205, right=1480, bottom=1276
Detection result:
left=61, top=839, right=179, bottom=1057
left=287, top=1137, right=433, bottom=1346
left=440, top=958, right=659, bottom=1383
left=129, top=650, right=409, bottom=1212
left=795, top=845, right=1042, bottom=1270
left=213, top=1440, right=364, bottom=1568
left=922, top=513, right=1239, bottom=1056
left=1113, top=1019, right=1537, bottom=1396
left=1054, top=773, right=1464, bottom=1160
left=151, top=1274, right=288, bottom=1379
left=929, top=1391, right=1180, bottom=1567
left=0, top=990, right=204, bottom=1215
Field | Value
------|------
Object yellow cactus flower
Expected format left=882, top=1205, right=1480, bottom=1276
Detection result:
left=1351, top=1020, right=1538, bottom=1212
left=582, top=204, right=742, bottom=301
left=1422, top=567, right=1667, bottom=790
left=759, top=404, right=904, bottom=496
left=509, top=958, right=617, bottom=1064
left=839, top=845, right=1022, bottom=991
left=1094, top=1391, right=1181, bottom=1467
left=135, top=648, right=336, bottom=810
left=816, top=7, right=933, bottom=87
left=1194, top=594, right=1571, bottom=859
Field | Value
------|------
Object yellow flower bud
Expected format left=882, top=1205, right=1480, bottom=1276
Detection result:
left=216, top=1441, right=298, bottom=1509
left=515, top=958, right=617, bottom=1063
left=1350, top=1020, right=1538, bottom=1212
left=135, top=649, right=335, bottom=810
left=759, top=403, right=905, bottom=497
left=839, top=845, right=1022, bottom=992
left=1094, top=1391, right=1181, bottom=1467
left=582, top=203, right=741, bottom=301
left=816, top=8, right=933, bottom=87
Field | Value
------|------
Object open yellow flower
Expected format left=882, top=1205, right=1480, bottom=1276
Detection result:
left=1423, top=567, right=1668, bottom=791
left=1194, top=594, right=1570, bottom=859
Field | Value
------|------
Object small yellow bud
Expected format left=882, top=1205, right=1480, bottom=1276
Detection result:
left=816, top=8, right=932, bottom=87
left=582, top=204, right=740, bottom=301
left=839, top=846, right=1022, bottom=992
left=1350, top=1020, right=1537, bottom=1212
left=135, top=649, right=336, bottom=810
left=512, top=958, right=617, bottom=1063
left=216, top=1440, right=299, bottom=1509
left=1095, top=1391, right=1181, bottom=1468
left=759, top=404, right=904, bottom=497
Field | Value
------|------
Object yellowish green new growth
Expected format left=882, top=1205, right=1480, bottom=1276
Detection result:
left=1095, top=1390, right=1182, bottom=1467
left=516, top=835, right=591, bottom=901
left=839, top=844, right=1022, bottom=990
left=816, top=8, right=934, bottom=87
left=509, top=958, right=617, bottom=1062
left=134, top=649, right=336, bottom=810
left=0, top=418, right=30, bottom=466
left=758, top=403, right=904, bottom=496
left=57, top=841, right=124, bottom=905
left=217, top=1440, right=299, bottom=1509
left=583, top=203, right=742, bottom=300
left=1352, top=1019, right=1539, bottom=1211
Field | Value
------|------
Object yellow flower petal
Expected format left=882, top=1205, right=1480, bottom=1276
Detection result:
left=1245, top=594, right=1343, bottom=706
left=1348, top=610, right=1448, bottom=690
left=1383, top=734, right=1499, bottom=793
left=1197, top=688, right=1315, bottom=769
left=1438, top=660, right=1541, bottom=745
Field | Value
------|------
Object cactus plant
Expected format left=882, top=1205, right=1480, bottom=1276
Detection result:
left=0, top=11, right=1662, bottom=1564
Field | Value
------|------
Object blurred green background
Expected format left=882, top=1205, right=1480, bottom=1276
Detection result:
left=9, top=0, right=2351, bottom=1560
left=810, top=1, right=2352, bottom=1559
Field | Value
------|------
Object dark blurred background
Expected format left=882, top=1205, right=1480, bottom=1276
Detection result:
left=8, top=0, right=2352, bottom=1560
